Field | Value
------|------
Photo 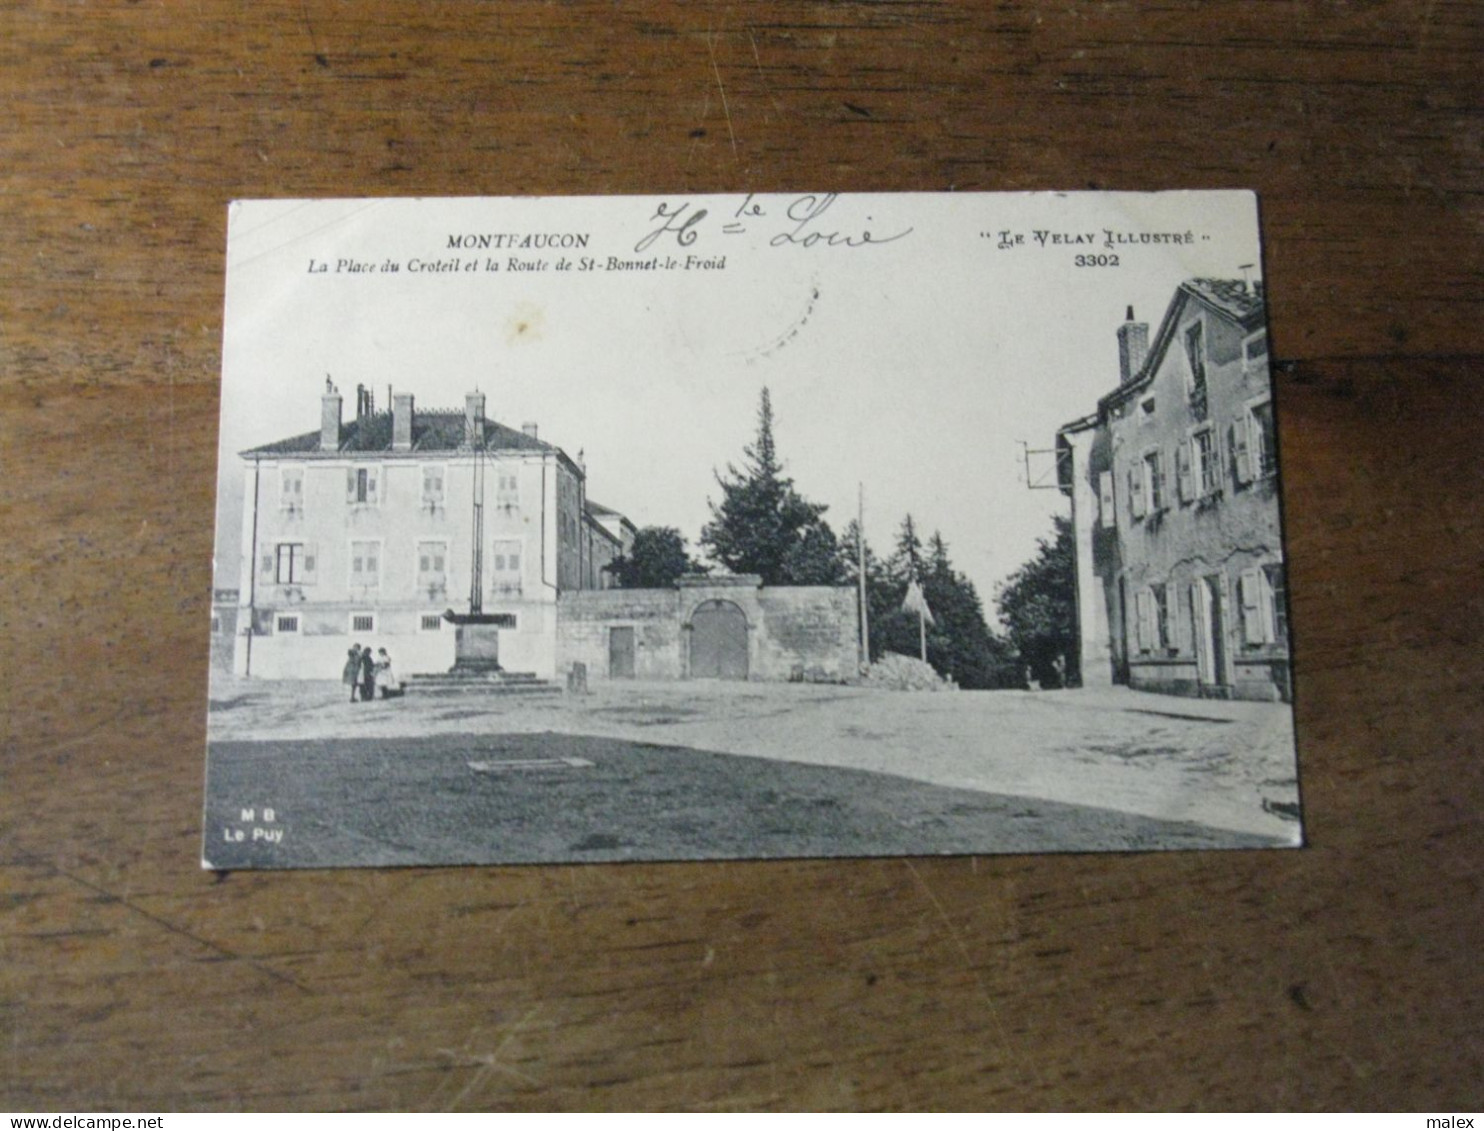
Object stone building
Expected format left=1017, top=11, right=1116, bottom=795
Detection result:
left=1056, top=278, right=1290, bottom=701
left=233, top=383, right=623, bottom=680
left=231, top=384, right=858, bottom=685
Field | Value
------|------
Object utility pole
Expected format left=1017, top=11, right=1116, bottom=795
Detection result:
left=858, top=483, right=870, bottom=669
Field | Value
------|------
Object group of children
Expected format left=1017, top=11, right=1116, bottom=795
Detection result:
left=342, top=644, right=401, bottom=702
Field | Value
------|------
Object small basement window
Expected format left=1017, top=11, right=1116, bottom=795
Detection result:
left=350, top=613, right=375, bottom=633
left=420, top=614, right=444, bottom=632
left=276, top=615, right=300, bottom=634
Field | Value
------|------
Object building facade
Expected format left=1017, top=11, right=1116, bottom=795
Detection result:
left=232, top=384, right=858, bottom=686
left=1057, top=279, right=1290, bottom=702
left=234, top=384, right=620, bottom=681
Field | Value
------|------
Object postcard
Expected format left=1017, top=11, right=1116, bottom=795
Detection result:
left=204, top=191, right=1301, bottom=869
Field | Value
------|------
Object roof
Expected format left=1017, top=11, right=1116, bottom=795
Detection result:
left=1094, top=277, right=1267, bottom=415
left=243, top=410, right=558, bottom=458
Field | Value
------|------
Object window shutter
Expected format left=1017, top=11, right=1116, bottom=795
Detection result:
left=259, top=550, right=274, bottom=584
left=1152, top=452, right=1165, bottom=511
left=1176, top=440, right=1193, bottom=503
left=1212, top=428, right=1226, bottom=494
left=367, top=468, right=379, bottom=504
left=1134, top=590, right=1149, bottom=652
left=1129, top=464, right=1145, bottom=519
left=347, top=470, right=357, bottom=503
left=1233, top=415, right=1253, bottom=485
left=1098, top=471, right=1114, bottom=526
left=303, top=542, right=318, bottom=585
left=1239, top=568, right=1264, bottom=644
left=1192, top=582, right=1210, bottom=675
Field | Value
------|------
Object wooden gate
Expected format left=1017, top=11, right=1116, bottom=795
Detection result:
left=690, top=600, right=748, bottom=680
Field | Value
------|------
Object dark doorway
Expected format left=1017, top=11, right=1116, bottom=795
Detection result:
left=609, top=626, right=636, bottom=679
left=690, top=600, right=749, bottom=680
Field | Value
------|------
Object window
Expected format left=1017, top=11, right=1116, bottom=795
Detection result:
left=276, top=543, right=305, bottom=584
left=492, top=539, right=522, bottom=589
left=1128, top=451, right=1165, bottom=520
left=1142, top=450, right=1165, bottom=514
left=1134, top=585, right=1173, bottom=654
left=350, top=540, right=380, bottom=588
left=496, top=470, right=519, bottom=507
left=421, top=465, right=445, bottom=507
left=1184, top=321, right=1208, bottom=415
left=275, top=614, right=300, bottom=634
left=346, top=466, right=380, bottom=506
left=417, top=540, right=448, bottom=592
left=1267, top=563, right=1289, bottom=644
left=1233, top=399, right=1278, bottom=483
left=210, top=614, right=222, bottom=634
left=420, top=614, right=445, bottom=632
left=1140, top=397, right=1156, bottom=421
left=1239, top=564, right=1288, bottom=647
left=1192, top=427, right=1220, bottom=498
left=350, top=613, right=375, bottom=633
left=1151, top=583, right=1172, bottom=651
left=280, top=467, right=304, bottom=512
left=262, top=542, right=316, bottom=586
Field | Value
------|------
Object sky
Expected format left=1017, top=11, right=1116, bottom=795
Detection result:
left=212, top=191, right=1263, bottom=616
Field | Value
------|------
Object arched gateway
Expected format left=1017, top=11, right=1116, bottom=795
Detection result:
left=689, top=599, right=749, bottom=680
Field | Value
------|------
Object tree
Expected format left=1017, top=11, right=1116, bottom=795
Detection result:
left=920, top=531, right=1019, bottom=689
left=855, top=516, right=1018, bottom=689
left=605, top=526, right=707, bottom=589
left=995, top=515, right=1079, bottom=688
left=701, top=387, right=846, bottom=585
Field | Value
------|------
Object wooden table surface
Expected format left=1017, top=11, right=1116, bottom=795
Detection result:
left=2, top=1, right=1480, bottom=1112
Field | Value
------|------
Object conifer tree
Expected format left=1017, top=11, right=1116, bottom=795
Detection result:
left=701, top=388, right=846, bottom=585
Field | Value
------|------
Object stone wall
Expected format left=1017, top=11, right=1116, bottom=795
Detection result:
left=555, top=578, right=860, bottom=683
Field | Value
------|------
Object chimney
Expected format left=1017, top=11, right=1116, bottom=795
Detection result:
left=320, top=381, right=342, bottom=451
left=464, top=390, right=485, bottom=448
left=522, top=421, right=538, bottom=440
left=393, top=392, right=414, bottom=451
left=1117, top=305, right=1149, bottom=385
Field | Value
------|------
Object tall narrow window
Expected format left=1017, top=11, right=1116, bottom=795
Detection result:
left=1265, top=563, right=1289, bottom=644
left=346, top=466, right=380, bottom=506
left=1193, top=428, right=1220, bottom=497
left=1151, top=583, right=1171, bottom=651
left=421, top=465, right=445, bottom=507
left=1142, top=450, right=1165, bottom=513
left=1250, top=400, right=1277, bottom=478
left=1185, top=321, right=1208, bottom=415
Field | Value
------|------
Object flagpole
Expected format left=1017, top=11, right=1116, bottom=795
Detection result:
left=858, top=483, right=869, bottom=669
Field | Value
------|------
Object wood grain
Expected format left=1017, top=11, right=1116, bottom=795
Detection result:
left=2, top=0, right=1480, bottom=1111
